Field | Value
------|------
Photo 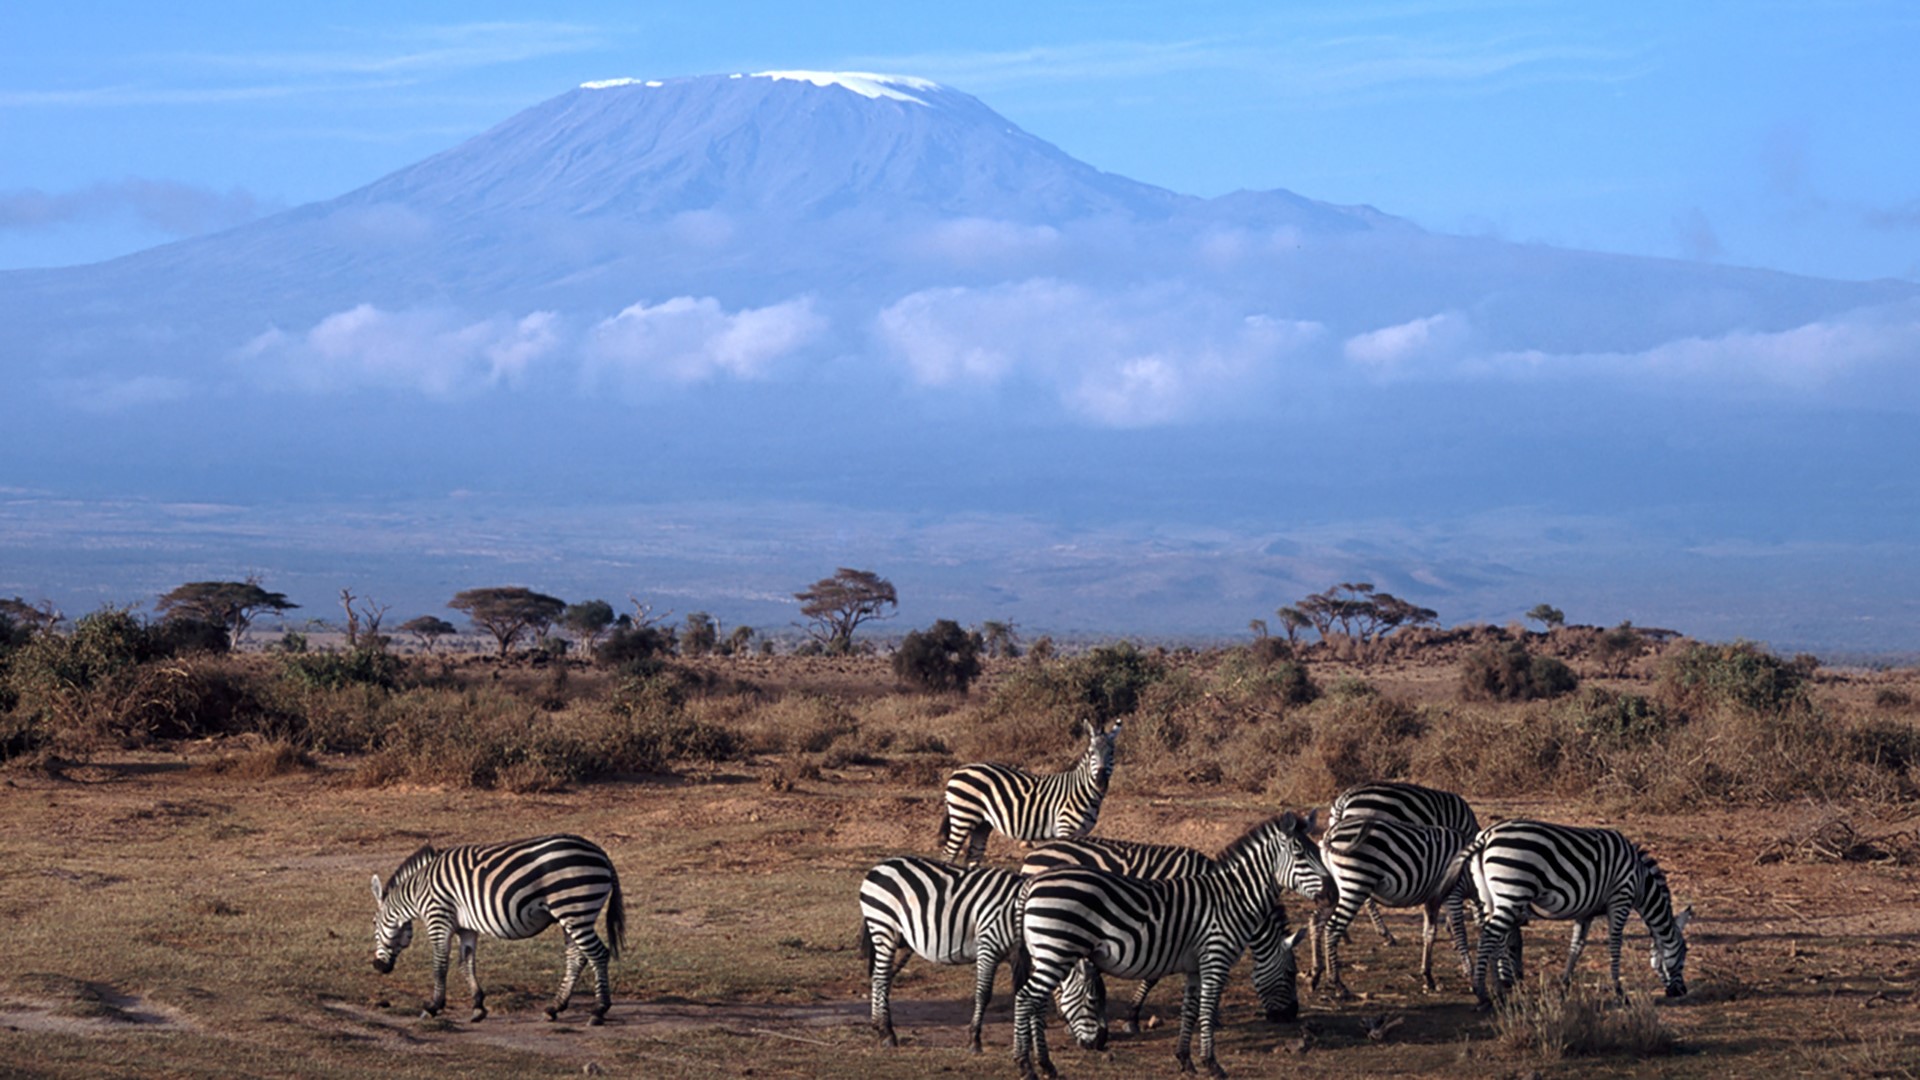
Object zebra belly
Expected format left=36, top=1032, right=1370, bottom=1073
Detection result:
left=458, top=898, right=554, bottom=940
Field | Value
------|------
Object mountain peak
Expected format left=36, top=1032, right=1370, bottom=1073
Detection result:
left=577, top=70, right=946, bottom=106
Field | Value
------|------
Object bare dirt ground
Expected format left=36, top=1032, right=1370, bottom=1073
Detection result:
left=2, top=713, right=1919, bottom=1077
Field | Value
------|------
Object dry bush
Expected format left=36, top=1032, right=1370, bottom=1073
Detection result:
left=198, top=738, right=316, bottom=780
left=1263, top=691, right=1428, bottom=805
left=1459, top=640, right=1578, bottom=702
left=1493, top=978, right=1678, bottom=1061
left=1408, top=703, right=1590, bottom=800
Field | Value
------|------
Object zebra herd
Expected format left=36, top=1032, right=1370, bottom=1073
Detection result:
left=860, top=725, right=1695, bottom=1079
left=362, top=721, right=1694, bottom=1079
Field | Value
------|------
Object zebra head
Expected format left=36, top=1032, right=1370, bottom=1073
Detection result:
left=1054, top=959, right=1111, bottom=1050
left=1638, top=857, right=1691, bottom=997
left=369, top=845, right=433, bottom=975
left=1082, top=718, right=1121, bottom=785
left=1247, top=914, right=1310, bottom=1023
left=1220, top=812, right=1336, bottom=907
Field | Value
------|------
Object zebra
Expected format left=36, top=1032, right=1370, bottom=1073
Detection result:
left=858, top=856, right=1105, bottom=1054
left=1461, top=819, right=1694, bottom=1009
left=1013, top=813, right=1327, bottom=1080
left=1321, top=780, right=1480, bottom=951
left=369, top=834, right=625, bottom=1025
left=1019, top=833, right=1319, bottom=1032
left=940, top=719, right=1122, bottom=865
left=1314, top=817, right=1474, bottom=998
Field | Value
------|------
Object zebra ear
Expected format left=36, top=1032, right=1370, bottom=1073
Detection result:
left=1674, top=905, right=1694, bottom=933
left=1281, top=927, right=1308, bottom=953
left=370, top=873, right=385, bottom=902
left=1302, top=808, right=1320, bottom=834
left=1084, top=718, right=1097, bottom=739
left=1108, top=719, right=1123, bottom=738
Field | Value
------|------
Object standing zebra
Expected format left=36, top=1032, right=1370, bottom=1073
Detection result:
left=370, top=834, right=625, bottom=1025
left=1019, top=834, right=1319, bottom=1031
left=858, top=856, right=1105, bottom=1053
left=1014, top=813, right=1327, bottom=1080
left=1322, top=780, right=1480, bottom=949
left=941, top=719, right=1122, bottom=865
left=1463, top=819, right=1693, bottom=1008
left=1315, top=817, right=1474, bottom=997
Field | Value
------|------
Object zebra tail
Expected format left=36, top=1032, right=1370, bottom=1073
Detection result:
left=604, top=864, right=627, bottom=962
left=858, top=921, right=877, bottom=980
left=1440, top=830, right=1489, bottom=908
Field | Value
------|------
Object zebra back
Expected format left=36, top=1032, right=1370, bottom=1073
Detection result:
left=1327, top=780, right=1479, bottom=836
left=859, top=856, right=1023, bottom=964
left=1019, top=837, right=1214, bottom=879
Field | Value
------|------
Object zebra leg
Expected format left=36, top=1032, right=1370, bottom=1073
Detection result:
left=423, top=923, right=452, bottom=1018
left=1197, top=965, right=1229, bottom=1080
left=1605, top=904, right=1632, bottom=997
left=1322, top=895, right=1363, bottom=1001
left=865, top=924, right=900, bottom=1045
left=1174, top=976, right=1201, bottom=1073
left=1014, top=960, right=1064, bottom=1080
left=456, top=930, right=487, bottom=1022
left=1366, top=898, right=1398, bottom=946
left=968, top=942, right=1000, bottom=1053
left=576, top=926, right=615, bottom=1025
left=545, top=939, right=584, bottom=1021
left=1563, top=917, right=1592, bottom=987
left=967, top=824, right=990, bottom=867
left=1419, top=903, right=1439, bottom=993
left=1307, top=909, right=1327, bottom=992
left=1125, top=977, right=1156, bottom=1034
left=1473, top=909, right=1519, bottom=1010
left=1445, top=892, right=1473, bottom=979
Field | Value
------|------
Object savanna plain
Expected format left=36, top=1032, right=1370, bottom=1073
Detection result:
left=2, top=622, right=1919, bottom=1079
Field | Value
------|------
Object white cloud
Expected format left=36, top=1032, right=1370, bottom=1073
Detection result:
left=873, top=279, right=1324, bottom=426
left=1492, top=301, right=1920, bottom=402
left=913, top=218, right=1061, bottom=265
left=1343, top=311, right=1473, bottom=378
left=583, top=296, right=827, bottom=386
left=238, top=304, right=561, bottom=396
left=44, top=374, right=192, bottom=413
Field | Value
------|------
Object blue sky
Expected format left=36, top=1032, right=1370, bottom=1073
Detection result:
left=3, top=1, right=1917, bottom=281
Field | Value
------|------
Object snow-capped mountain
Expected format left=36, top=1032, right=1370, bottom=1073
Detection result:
left=2, top=71, right=1916, bottom=649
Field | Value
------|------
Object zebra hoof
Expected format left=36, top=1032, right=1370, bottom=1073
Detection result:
left=1122, top=1020, right=1141, bottom=1035
left=469, top=1006, right=487, bottom=1023
left=544, top=1007, right=561, bottom=1022
left=588, top=1014, right=605, bottom=1027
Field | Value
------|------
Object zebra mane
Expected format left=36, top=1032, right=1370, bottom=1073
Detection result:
left=385, top=843, right=438, bottom=895
left=1218, top=812, right=1303, bottom=865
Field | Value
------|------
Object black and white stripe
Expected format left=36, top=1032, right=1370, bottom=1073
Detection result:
left=940, top=719, right=1122, bottom=865
left=1462, top=819, right=1693, bottom=1008
left=1323, top=781, right=1480, bottom=948
left=370, top=834, right=625, bottom=1025
left=858, top=856, right=1103, bottom=1053
left=1013, top=814, right=1327, bottom=1080
left=1020, top=836, right=1313, bottom=1031
left=1315, top=818, right=1473, bottom=997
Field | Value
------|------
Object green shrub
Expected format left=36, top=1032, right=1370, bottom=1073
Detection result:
left=1658, top=641, right=1809, bottom=715
left=893, top=619, right=984, bottom=694
left=1565, top=686, right=1675, bottom=747
left=595, top=625, right=673, bottom=673
left=1460, top=641, right=1579, bottom=702
left=1066, top=642, right=1167, bottom=723
left=280, top=647, right=404, bottom=691
left=1872, top=687, right=1912, bottom=710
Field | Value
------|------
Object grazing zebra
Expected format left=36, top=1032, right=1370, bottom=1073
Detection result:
left=1315, top=818, right=1474, bottom=998
left=369, top=834, right=625, bottom=1025
left=859, top=856, right=1105, bottom=1054
left=940, top=719, right=1122, bottom=865
left=1322, top=780, right=1480, bottom=950
left=1462, top=819, right=1693, bottom=1009
left=1019, top=834, right=1319, bottom=1032
left=1013, top=813, right=1327, bottom=1080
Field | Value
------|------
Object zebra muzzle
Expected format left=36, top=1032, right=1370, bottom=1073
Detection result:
left=371, top=957, right=394, bottom=975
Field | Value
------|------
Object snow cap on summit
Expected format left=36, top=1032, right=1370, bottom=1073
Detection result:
left=750, top=71, right=939, bottom=104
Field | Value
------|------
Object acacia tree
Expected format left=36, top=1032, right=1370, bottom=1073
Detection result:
left=0, top=597, right=60, bottom=636
left=1290, top=583, right=1437, bottom=645
left=1526, top=603, right=1567, bottom=630
left=398, top=615, right=457, bottom=653
left=795, top=568, right=897, bottom=654
left=155, top=579, right=298, bottom=649
left=448, top=587, right=567, bottom=658
left=981, top=619, right=1022, bottom=659
left=562, top=600, right=616, bottom=654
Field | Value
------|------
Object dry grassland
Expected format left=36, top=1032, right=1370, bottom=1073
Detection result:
left=1, top=652, right=1918, bottom=1078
